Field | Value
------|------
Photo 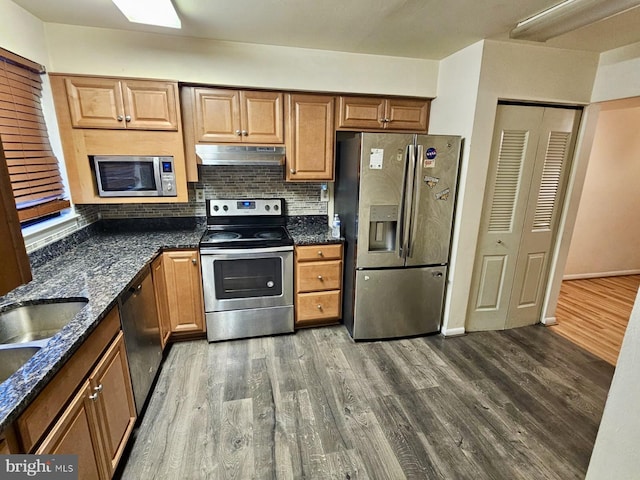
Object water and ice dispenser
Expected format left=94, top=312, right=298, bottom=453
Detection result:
left=368, top=205, right=398, bottom=252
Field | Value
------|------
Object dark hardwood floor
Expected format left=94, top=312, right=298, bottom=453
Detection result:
left=118, top=325, right=613, bottom=479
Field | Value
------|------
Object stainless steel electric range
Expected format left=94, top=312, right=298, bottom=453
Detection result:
left=199, top=198, right=294, bottom=342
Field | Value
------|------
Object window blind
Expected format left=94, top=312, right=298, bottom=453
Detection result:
left=0, top=48, right=70, bottom=223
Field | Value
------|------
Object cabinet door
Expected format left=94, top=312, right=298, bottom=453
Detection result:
left=152, top=255, right=172, bottom=349
left=194, top=88, right=242, bottom=143
left=121, top=80, right=178, bottom=131
left=65, top=77, right=125, bottom=129
left=285, top=94, right=335, bottom=181
left=36, top=382, right=107, bottom=480
left=240, top=91, right=284, bottom=143
left=90, top=332, right=136, bottom=477
left=163, top=250, right=206, bottom=335
left=336, top=96, right=385, bottom=130
left=385, top=98, right=429, bottom=132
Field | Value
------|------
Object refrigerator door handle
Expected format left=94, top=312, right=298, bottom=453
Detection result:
left=401, top=143, right=417, bottom=260
left=407, top=144, right=424, bottom=257
left=398, top=144, right=412, bottom=259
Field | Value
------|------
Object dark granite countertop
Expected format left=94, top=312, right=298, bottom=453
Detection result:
left=0, top=214, right=340, bottom=431
left=287, top=215, right=343, bottom=245
left=0, top=221, right=203, bottom=431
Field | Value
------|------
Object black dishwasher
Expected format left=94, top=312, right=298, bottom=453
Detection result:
left=119, top=266, right=162, bottom=415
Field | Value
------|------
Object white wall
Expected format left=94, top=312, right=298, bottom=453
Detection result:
left=591, top=41, right=640, bottom=103
left=0, top=0, right=49, bottom=66
left=586, top=286, right=640, bottom=479
left=564, top=98, right=640, bottom=278
left=439, top=39, right=599, bottom=333
left=43, top=23, right=438, bottom=97
left=428, top=40, right=484, bottom=336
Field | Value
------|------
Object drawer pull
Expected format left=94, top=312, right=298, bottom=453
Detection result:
left=317, top=304, right=323, bottom=310
left=317, top=251, right=323, bottom=257
left=317, top=275, right=323, bottom=280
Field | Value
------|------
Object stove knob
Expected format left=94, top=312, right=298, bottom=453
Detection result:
left=213, top=205, right=219, bottom=212
left=223, top=205, right=228, bottom=212
left=265, top=205, right=271, bottom=211
left=273, top=204, right=279, bottom=211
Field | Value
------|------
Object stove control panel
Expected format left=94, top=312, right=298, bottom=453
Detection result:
left=208, top=198, right=283, bottom=216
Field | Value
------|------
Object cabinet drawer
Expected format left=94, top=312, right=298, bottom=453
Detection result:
left=296, top=291, right=341, bottom=323
left=296, top=261, right=342, bottom=292
left=296, top=244, right=342, bottom=262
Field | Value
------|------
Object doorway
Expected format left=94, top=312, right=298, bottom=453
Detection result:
left=467, top=103, right=582, bottom=332
left=549, top=97, right=640, bottom=364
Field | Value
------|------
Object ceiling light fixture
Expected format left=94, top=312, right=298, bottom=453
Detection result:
left=510, top=0, right=640, bottom=42
left=112, top=0, right=182, bottom=29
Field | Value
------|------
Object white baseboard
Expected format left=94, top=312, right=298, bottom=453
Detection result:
left=563, top=269, right=640, bottom=280
left=542, top=316, right=557, bottom=326
left=441, top=326, right=466, bottom=337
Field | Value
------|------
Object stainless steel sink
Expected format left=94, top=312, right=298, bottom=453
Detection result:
left=0, top=346, right=41, bottom=383
left=0, top=299, right=88, bottom=345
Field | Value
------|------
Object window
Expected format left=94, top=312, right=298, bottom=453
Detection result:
left=0, top=47, right=70, bottom=224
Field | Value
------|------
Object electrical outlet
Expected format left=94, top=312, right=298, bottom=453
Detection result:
left=320, top=183, right=329, bottom=202
left=195, top=188, right=205, bottom=202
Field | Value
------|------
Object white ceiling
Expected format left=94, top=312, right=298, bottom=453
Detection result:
left=13, top=0, right=640, bottom=59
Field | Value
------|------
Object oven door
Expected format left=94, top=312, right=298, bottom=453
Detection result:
left=200, top=246, right=293, bottom=312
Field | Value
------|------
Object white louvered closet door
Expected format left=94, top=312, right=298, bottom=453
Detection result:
left=467, top=104, right=581, bottom=331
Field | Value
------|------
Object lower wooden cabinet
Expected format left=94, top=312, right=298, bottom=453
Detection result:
left=36, top=331, right=136, bottom=479
left=295, top=244, right=343, bottom=328
left=153, top=250, right=206, bottom=339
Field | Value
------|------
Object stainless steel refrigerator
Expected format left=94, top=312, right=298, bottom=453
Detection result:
left=335, top=132, right=462, bottom=340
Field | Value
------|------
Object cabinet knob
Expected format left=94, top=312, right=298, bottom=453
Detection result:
left=192, top=258, right=197, bottom=265
left=380, top=118, right=390, bottom=123
left=89, top=393, right=99, bottom=401
left=235, top=130, right=242, bottom=136
left=125, top=115, right=131, bottom=122
left=117, top=115, right=123, bottom=122
left=242, top=130, right=248, bottom=136
left=317, top=275, right=323, bottom=280
left=317, top=304, right=323, bottom=310
left=290, top=168, right=296, bottom=174
left=317, top=251, right=323, bottom=257
left=94, top=384, right=103, bottom=392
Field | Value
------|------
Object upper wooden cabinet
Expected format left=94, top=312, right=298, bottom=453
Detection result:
left=285, top=93, right=335, bottom=182
left=189, top=87, right=284, bottom=144
left=50, top=74, right=188, bottom=204
left=65, top=77, right=179, bottom=131
left=337, top=96, right=430, bottom=132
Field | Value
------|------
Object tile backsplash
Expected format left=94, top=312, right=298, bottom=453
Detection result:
left=99, top=165, right=328, bottom=218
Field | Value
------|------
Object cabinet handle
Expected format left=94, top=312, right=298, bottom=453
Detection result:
left=317, top=251, right=323, bottom=257
left=242, top=130, right=248, bottom=136
left=117, top=115, right=123, bottom=122
left=317, top=275, right=323, bottom=280
left=125, top=115, right=131, bottom=122
left=317, top=304, right=323, bottom=310
left=235, top=130, right=242, bottom=136
left=89, top=393, right=99, bottom=401
left=290, top=168, right=296, bottom=174
left=94, top=384, right=103, bottom=392
left=192, top=258, right=197, bottom=265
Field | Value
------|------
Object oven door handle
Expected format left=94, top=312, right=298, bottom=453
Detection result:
left=200, top=246, right=294, bottom=255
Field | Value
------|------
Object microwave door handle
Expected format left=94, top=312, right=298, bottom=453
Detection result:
left=153, top=157, right=162, bottom=195
left=398, top=144, right=412, bottom=260
left=407, top=145, right=423, bottom=258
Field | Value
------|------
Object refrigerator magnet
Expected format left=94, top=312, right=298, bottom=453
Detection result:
left=424, top=176, right=439, bottom=188
left=435, top=188, right=450, bottom=201
left=424, top=147, right=437, bottom=168
left=369, top=148, right=384, bottom=169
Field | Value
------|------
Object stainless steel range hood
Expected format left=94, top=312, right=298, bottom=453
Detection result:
left=196, top=144, right=285, bottom=166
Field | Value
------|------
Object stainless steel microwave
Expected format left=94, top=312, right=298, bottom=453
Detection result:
left=92, top=155, right=177, bottom=197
